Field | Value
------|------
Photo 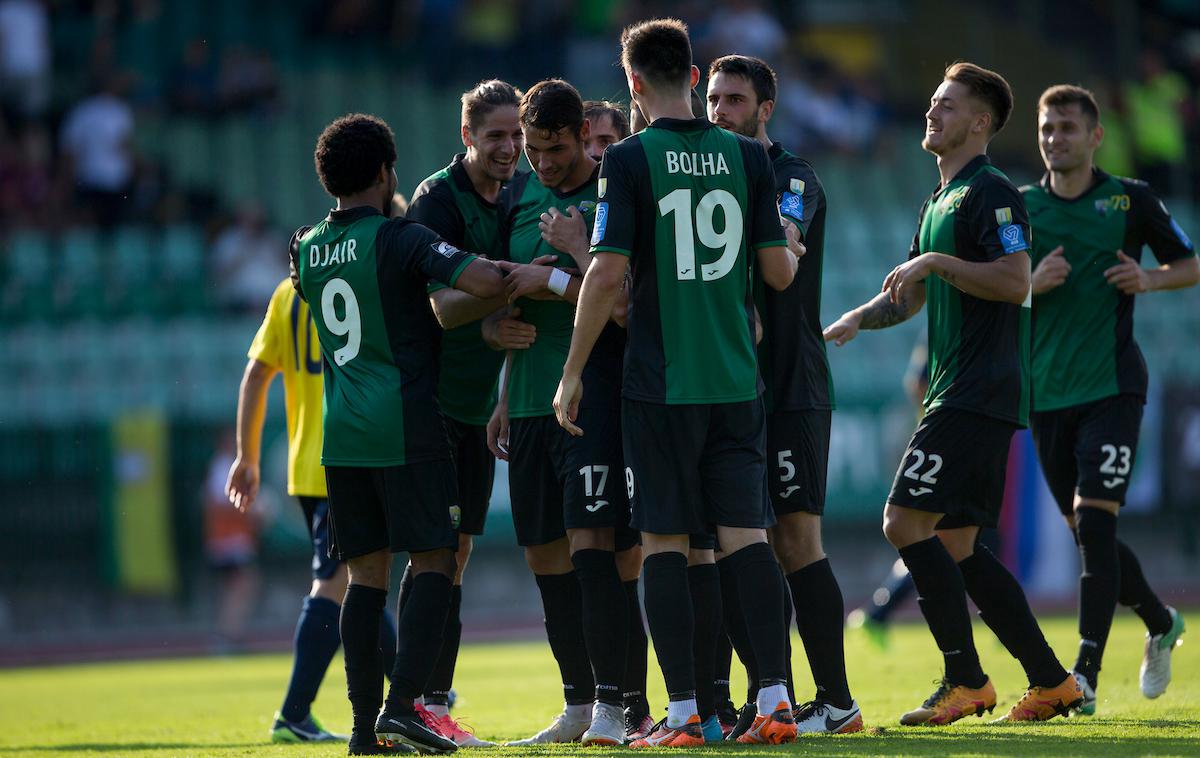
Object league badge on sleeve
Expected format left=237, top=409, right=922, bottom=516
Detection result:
left=779, top=191, right=803, bottom=221
left=432, top=240, right=461, bottom=258
left=998, top=223, right=1028, bottom=254
left=591, top=202, right=609, bottom=246
left=994, top=207, right=1013, bottom=225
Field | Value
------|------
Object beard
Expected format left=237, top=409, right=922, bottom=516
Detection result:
left=923, top=123, right=968, bottom=155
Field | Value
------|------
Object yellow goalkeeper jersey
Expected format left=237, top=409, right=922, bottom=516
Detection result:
left=247, top=279, right=326, bottom=497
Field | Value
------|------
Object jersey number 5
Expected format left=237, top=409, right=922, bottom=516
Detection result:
left=320, top=277, right=361, bottom=366
left=659, top=188, right=743, bottom=281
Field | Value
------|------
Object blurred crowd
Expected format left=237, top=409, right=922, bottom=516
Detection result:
left=1, top=0, right=1199, bottom=315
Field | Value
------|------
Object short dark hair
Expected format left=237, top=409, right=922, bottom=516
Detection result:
left=314, top=113, right=396, bottom=198
left=944, top=61, right=1014, bottom=136
left=1038, top=84, right=1100, bottom=128
left=461, top=79, right=521, bottom=132
left=520, top=79, right=585, bottom=138
left=708, top=55, right=777, bottom=105
left=583, top=100, right=630, bottom=140
left=620, top=18, right=692, bottom=90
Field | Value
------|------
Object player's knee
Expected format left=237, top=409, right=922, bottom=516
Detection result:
left=346, top=550, right=391, bottom=588
left=410, top=547, right=457, bottom=578
left=615, top=545, right=643, bottom=581
left=773, top=513, right=824, bottom=571
left=313, top=565, right=349, bottom=602
left=687, top=547, right=715, bottom=566
left=567, top=527, right=614, bottom=554
left=524, top=539, right=573, bottom=574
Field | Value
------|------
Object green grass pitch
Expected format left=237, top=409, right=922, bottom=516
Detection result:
left=0, top=613, right=1195, bottom=756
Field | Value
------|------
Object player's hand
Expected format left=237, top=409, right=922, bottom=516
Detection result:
left=1031, top=246, right=1070, bottom=294
left=882, top=256, right=933, bottom=304
left=554, top=373, right=584, bottom=437
left=823, top=310, right=862, bottom=346
left=502, top=257, right=559, bottom=302
left=1104, top=249, right=1151, bottom=294
left=539, top=206, right=589, bottom=260
left=486, top=402, right=510, bottom=461
left=483, top=306, right=536, bottom=350
left=784, top=220, right=806, bottom=259
left=225, top=458, right=259, bottom=513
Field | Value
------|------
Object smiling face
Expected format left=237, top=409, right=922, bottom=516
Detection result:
left=523, top=122, right=589, bottom=188
left=1038, top=103, right=1101, bottom=173
left=583, top=113, right=622, bottom=162
left=922, top=80, right=988, bottom=156
left=706, top=71, right=767, bottom=138
left=464, top=104, right=523, bottom=182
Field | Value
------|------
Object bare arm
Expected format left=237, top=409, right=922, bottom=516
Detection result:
left=823, top=282, right=926, bottom=347
left=452, top=257, right=506, bottom=300
left=756, top=244, right=798, bottom=291
left=1104, top=251, right=1200, bottom=294
left=429, top=287, right=508, bottom=330
left=225, top=358, right=279, bottom=512
left=922, top=251, right=1031, bottom=304
left=486, top=351, right=513, bottom=460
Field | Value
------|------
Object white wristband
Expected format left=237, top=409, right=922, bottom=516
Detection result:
left=548, top=268, right=571, bottom=296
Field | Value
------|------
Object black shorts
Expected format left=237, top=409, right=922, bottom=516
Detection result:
left=298, top=496, right=342, bottom=580
left=324, top=461, right=459, bottom=559
left=623, top=398, right=774, bottom=536
left=508, top=411, right=631, bottom=547
left=886, top=407, right=1017, bottom=529
left=767, top=409, right=831, bottom=516
left=1031, top=394, right=1143, bottom=515
left=444, top=416, right=494, bottom=535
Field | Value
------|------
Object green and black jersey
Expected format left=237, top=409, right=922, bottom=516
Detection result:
left=909, top=154, right=1031, bottom=426
left=291, top=207, right=477, bottom=466
left=408, top=153, right=514, bottom=426
left=754, top=142, right=834, bottom=413
left=496, top=165, right=624, bottom=417
left=591, top=117, right=785, bottom=405
left=1023, top=168, right=1195, bottom=411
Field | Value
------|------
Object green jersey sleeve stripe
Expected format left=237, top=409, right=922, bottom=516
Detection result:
left=753, top=239, right=787, bottom=250
left=446, top=255, right=477, bottom=288
left=590, top=245, right=631, bottom=257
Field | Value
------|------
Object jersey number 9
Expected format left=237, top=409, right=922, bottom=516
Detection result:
left=320, top=277, right=361, bottom=366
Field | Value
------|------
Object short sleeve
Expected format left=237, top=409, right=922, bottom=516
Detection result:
left=965, top=177, right=1030, bottom=261
left=907, top=199, right=929, bottom=261
left=378, top=219, right=477, bottom=288
left=247, top=282, right=288, bottom=369
left=288, top=225, right=312, bottom=300
left=1125, top=180, right=1195, bottom=264
left=407, top=183, right=466, bottom=247
left=777, top=164, right=821, bottom=238
left=746, top=144, right=786, bottom=250
left=589, top=146, right=636, bottom=257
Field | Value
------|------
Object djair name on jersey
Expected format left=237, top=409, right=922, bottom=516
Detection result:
left=309, top=239, right=358, bottom=267
left=664, top=151, right=730, bottom=177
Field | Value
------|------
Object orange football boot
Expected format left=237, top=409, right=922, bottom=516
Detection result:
left=736, top=702, right=798, bottom=744
left=900, top=678, right=997, bottom=725
left=628, top=714, right=705, bottom=748
left=993, top=674, right=1084, bottom=722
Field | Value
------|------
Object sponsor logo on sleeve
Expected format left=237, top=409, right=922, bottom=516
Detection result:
left=432, top=240, right=460, bottom=258
left=591, top=202, right=609, bottom=246
left=994, top=207, right=1013, bottom=225
left=779, top=191, right=803, bottom=220
left=998, top=224, right=1028, bottom=254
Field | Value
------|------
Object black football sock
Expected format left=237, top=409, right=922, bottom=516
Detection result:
left=1117, top=539, right=1173, bottom=636
left=713, top=632, right=733, bottom=706
left=688, top=563, right=721, bottom=720
left=898, top=537, right=987, bottom=688
left=379, top=609, right=397, bottom=684
left=642, top=552, right=696, bottom=698
left=724, top=543, right=789, bottom=691
left=869, top=564, right=916, bottom=623
left=341, top=585, right=387, bottom=735
left=958, top=543, right=1068, bottom=688
left=395, top=563, right=414, bottom=617
left=717, top=555, right=758, bottom=703
left=572, top=549, right=628, bottom=705
left=423, top=585, right=462, bottom=706
left=787, top=559, right=853, bottom=709
left=385, top=571, right=452, bottom=712
left=281, top=595, right=342, bottom=723
left=535, top=572, right=596, bottom=705
left=1074, top=508, right=1119, bottom=688
left=622, top=579, right=650, bottom=711
left=783, top=588, right=796, bottom=706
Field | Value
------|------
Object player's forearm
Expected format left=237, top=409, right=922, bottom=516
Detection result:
left=857, top=289, right=921, bottom=330
left=928, top=252, right=1030, bottom=304
left=236, top=362, right=275, bottom=464
left=1148, top=257, right=1200, bottom=291
left=563, top=267, right=622, bottom=376
left=431, top=289, right=508, bottom=329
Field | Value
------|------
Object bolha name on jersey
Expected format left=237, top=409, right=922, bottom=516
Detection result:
left=664, top=150, right=730, bottom=176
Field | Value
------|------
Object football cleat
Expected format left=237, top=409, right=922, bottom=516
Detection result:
left=375, top=709, right=457, bottom=754
left=624, top=705, right=654, bottom=742
left=993, top=674, right=1082, bottom=722
left=900, top=678, right=996, bottom=726
left=1141, top=606, right=1185, bottom=699
left=271, top=711, right=346, bottom=743
left=348, top=737, right=417, bottom=755
left=793, top=699, right=864, bottom=734
left=504, top=708, right=591, bottom=745
left=629, top=714, right=705, bottom=748
left=700, top=714, right=724, bottom=742
left=581, top=702, right=625, bottom=747
left=715, top=697, right=739, bottom=737
left=735, top=701, right=797, bottom=744
left=1069, top=671, right=1096, bottom=717
left=432, top=714, right=492, bottom=747
left=725, top=702, right=756, bottom=741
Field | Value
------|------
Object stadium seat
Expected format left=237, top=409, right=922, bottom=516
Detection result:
left=3, top=230, right=55, bottom=322
left=59, top=229, right=105, bottom=319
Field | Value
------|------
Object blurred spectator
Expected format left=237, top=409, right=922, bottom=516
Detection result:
left=0, top=0, right=50, bottom=118
left=1127, top=51, right=1190, bottom=195
left=203, top=429, right=261, bottom=652
left=1093, top=80, right=1136, bottom=179
left=781, top=58, right=884, bottom=156
left=211, top=206, right=288, bottom=313
left=58, top=75, right=136, bottom=228
left=701, top=0, right=786, bottom=63
left=0, top=123, right=53, bottom=227
left=218, top=45, right=281, bottom=116
left=170, top=38, right=219, bottom=117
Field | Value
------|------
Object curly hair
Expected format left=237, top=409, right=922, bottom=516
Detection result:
left=313, top=113, right=397, bottom=198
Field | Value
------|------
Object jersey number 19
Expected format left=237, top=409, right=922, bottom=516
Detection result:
left=659, top=188, right=743, bottom=282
